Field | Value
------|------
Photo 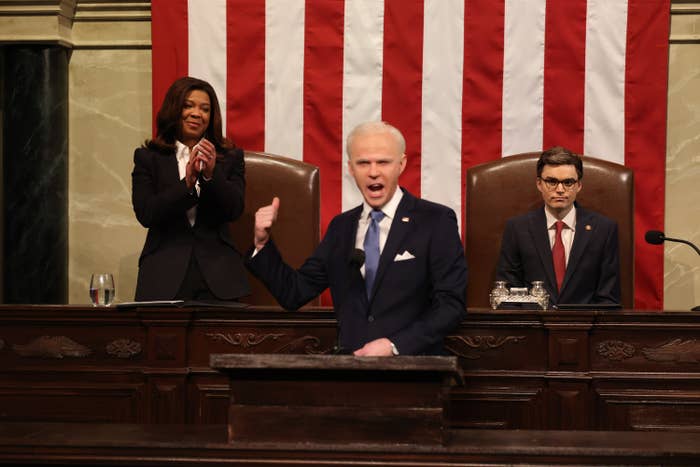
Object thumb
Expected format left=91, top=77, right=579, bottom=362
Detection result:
left=271, top=197, right=280, bottom=216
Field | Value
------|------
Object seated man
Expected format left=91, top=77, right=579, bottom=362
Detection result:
left=246, top=121, right=468, bottom=356
left=495, top=147, right=621, bottom=306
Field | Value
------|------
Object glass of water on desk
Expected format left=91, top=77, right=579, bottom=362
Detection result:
left=90, top=273, right=115, bottom=307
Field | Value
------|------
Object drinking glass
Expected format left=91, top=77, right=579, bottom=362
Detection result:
left=89, top=273, right=115, bottom=307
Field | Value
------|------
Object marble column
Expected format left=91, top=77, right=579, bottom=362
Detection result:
left=2, top=46, right=68, bottom=303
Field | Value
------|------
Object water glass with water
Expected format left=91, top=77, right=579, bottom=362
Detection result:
left=90, top=273, right=115, bottom=307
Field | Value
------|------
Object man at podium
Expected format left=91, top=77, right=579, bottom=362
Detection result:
left=246, top=121, right=467, bottom=356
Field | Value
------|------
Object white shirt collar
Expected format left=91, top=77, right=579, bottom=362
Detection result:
left=175, top=140, right=189, bottom=160
left=544, top=205, right=577, bottom=230
left=361, top=187, right=403, bottom=221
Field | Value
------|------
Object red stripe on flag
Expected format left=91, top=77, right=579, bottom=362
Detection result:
left=304, top=1, right=345, bottom=306
left=542, top=0, right=587, bottom=151
left=381, top=0, right=424, bottom=197
left=150, top=0, right=189, bottom=137
left=462, top=0, right=505, bottom=235
left=303, top=0, right=345, bottom=237
left=227, top=0, right=266, bottom=150
left=625, top=0, right=669, bottom=309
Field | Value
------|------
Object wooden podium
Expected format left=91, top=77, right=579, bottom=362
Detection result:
left=210, top=354, right=460, bottom=445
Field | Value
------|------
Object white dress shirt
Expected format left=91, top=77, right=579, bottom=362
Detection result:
left=544, top=206, right=576, bottom=265
left=175, top=141, right=199, bottom=226
left=355, top=188, right=404, bottom=277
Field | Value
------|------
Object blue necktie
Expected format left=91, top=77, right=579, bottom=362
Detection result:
left=363, top=209, right=385, bottom=297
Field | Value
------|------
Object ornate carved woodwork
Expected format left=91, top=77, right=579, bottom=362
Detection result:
left=2, top=306, right=700, bottom=430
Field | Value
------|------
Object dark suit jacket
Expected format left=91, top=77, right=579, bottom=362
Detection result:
left=131, top=146, right=250, bottom=301
left=496, top=205, right=621, bottom=306
left=245, top=189, right=468, bottom=355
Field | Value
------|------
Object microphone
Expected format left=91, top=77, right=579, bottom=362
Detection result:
left=646, top=230, right=700, bottom=311
left=645, top=230, right=700, bottom=256
left=644, top=230, right=665, bottom=245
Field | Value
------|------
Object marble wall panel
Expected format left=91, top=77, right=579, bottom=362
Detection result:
left=665, top=8, right=700, bottom=311
left=68, top=49, right=150, bottom=304
left=665, top=47, right=700, bottom=310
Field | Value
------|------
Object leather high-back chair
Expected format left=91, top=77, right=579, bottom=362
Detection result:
left=230, top=151, right=320, bottom=306
left=466, top=152, right=634, bottom=309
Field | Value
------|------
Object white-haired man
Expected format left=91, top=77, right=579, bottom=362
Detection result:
left=246, top=121, right=467, bottom=356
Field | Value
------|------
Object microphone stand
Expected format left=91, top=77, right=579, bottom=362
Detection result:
left=646, top=230, right=700, bottom=311
left=663, top=235, right=700, bottom=311
left=664, top=235, right=700, bottom=257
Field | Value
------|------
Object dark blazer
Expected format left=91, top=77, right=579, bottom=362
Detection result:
left=245, top=189, right=468, bottom=355
left=496, top=205, right=621, bottom=306
left=131, top=146, right=250, bottom=301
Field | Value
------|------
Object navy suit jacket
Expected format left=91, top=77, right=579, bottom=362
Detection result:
left=131, top=146, right=250, bottom=301
left=245, top=189, right=468, bottom=355
left=496, top=206, right=620, bottom=306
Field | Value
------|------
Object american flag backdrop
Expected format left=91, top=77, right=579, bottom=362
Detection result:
left=151, top=0, right=670, bottom=309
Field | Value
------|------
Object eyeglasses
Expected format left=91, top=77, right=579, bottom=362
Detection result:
left=539, top=177, right=579, bottom=191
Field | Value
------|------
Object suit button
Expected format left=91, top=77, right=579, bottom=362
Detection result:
left=367, top=315, right=374, bottom=323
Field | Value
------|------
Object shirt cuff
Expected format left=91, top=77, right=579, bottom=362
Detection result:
left=390, top=341, right=399, bottom=356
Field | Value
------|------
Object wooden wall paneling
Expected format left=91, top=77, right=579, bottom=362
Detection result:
left=449, top=377, right=547, bottom=429
left=186, top=374, right=230, bottom=425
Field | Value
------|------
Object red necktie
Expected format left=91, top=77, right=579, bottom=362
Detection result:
left=552, top=220, right=566, bottom=291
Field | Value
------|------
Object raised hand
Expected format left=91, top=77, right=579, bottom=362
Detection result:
left=254, top=197, right=280, bottom=250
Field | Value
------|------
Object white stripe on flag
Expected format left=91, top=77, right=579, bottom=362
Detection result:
left=265, top=0, right=305, bottom=160
left=188, top=0, right=227, bottom=134
left=342, top=0, right=385, bottom=211
left=502, top=0, right=546, bottom=157
left=421, top=0, right=464, bottom=230
left=584, top=0, right=628, bottom=164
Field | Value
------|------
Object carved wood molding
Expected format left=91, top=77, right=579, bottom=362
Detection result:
left=12, top=335, right=92, bottom=358
left=597, top=338, right=700, bottom=364
left=205, top=332, right=328, bottom=355
left=206, top=332, right=285, bottom=348
left=445, top=335, right=526, bottom=359
left=105, top=338, right=142, bottom=359
left=272, top=336, right=326, bottom=354
left=597, top=340, right=636, bottom=361
left=642, top=339, right=700, bottom=363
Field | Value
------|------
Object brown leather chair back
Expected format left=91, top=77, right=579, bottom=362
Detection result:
left=230, top=151, right=320, bottom=305
left=466, top=152, right=634, bottom=309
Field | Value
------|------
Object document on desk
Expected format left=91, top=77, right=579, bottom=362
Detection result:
left=115, top=300, right=248, bottom=309
left=115, top=300, right=185, bottom=309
